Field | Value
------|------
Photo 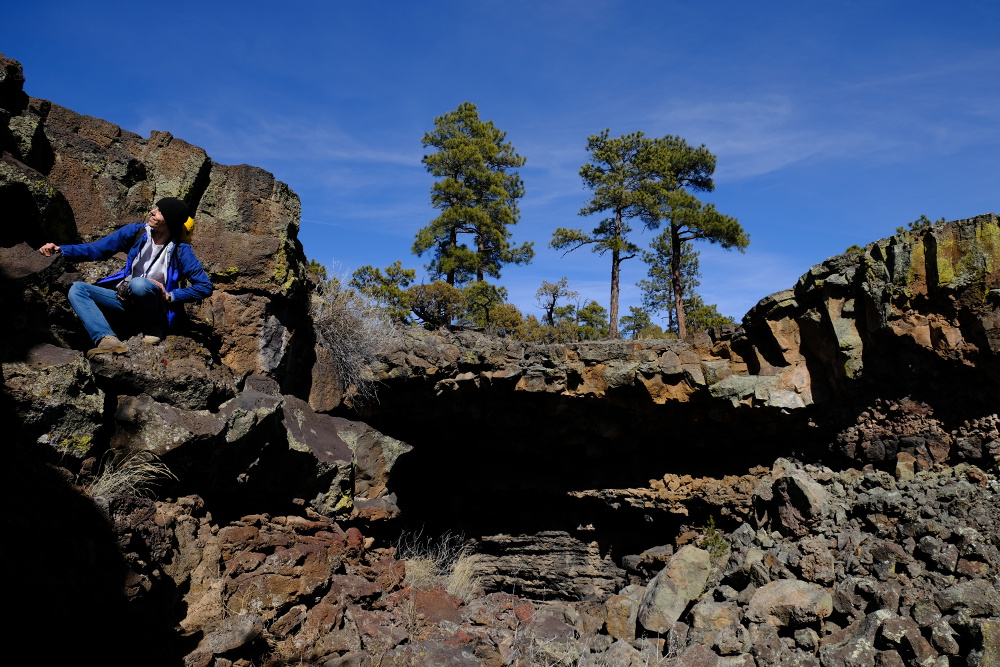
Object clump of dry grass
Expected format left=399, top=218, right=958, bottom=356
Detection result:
left=397, top=529, right=482, bottom=600
left=85, top=451, right=177, bottom=498
left=446, top=551, right=483, bottom=601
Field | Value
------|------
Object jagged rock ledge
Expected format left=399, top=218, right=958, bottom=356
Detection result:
left=358, top=212, right=1000, bottom=470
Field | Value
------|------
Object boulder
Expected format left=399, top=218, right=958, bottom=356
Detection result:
left=637, top=545, right=712, bottom=634
left=746, top=579, right=832, bottom=628
left=2, top=343, right=104, bottom=456
left=604, top=585, right=645, bottom=640
left=89, top=335, right=237, bottom=411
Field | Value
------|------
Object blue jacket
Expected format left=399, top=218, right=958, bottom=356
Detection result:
left=61, top=222, right=214, bottom=326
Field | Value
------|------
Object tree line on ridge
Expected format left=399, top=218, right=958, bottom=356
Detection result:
left=319, top=101, right=749, bottom=341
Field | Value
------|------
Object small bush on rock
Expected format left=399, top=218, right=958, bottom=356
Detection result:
left=311, top=274, right=400, bottom=403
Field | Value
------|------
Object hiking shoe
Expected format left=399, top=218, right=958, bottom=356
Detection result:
left=143, top=326, right=164, bottom=345
left=86, top=335, right=127, bottom=359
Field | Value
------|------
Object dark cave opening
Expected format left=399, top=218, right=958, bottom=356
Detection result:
left=348, top=383, right=814, bottom=563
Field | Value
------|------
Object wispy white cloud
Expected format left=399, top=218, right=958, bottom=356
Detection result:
left=136, top=107, right=419, bottom=168
left=646, top=96, right=887, bottom=181
left=643, top=50, right=1000, bottom=183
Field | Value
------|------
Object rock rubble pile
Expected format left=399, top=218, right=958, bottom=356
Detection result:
left=83, top=455, right=999, bottom=666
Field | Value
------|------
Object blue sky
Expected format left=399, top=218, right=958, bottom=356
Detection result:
left=4, top=1, right=999, bottom=324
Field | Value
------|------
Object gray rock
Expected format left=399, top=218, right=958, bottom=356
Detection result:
left=195, top=614, right=265, bottom=656
left=111, top=393, right=225, bottom=457
left=771, top=469, right=830, bottom=536
left=689, top=600, right=745, bottom=655
left=935, top=580, right=1000, bottom=616
left=3, top=343, right=104, bottom=456
left=637, top=545, right=711, bottom=634
left=746, top=579, right=833, bottom=627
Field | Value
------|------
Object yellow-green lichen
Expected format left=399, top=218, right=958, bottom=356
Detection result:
left=211, top=266, right=240, bottom=283
left=934, top=222, right=1000, bottom=288
left=58, top=434, right=93, bottom=455
left=333, top=489, right=353, bottom=513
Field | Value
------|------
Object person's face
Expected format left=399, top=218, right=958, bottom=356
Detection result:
left=148, top=207, right=167, bottom=229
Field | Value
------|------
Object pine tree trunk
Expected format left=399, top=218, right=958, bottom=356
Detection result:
left=671, top=225, right=687, bottom=339
left=446, top=225, right=458, bottom=285
left=476, top=235, right=485, bottom=282
left=610, top=248, right=620, bottom=338
left=609, top=210, right=624, bottom=338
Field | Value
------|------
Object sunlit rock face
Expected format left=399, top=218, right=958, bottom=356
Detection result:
left=360, top=212, right=1000, bottom=473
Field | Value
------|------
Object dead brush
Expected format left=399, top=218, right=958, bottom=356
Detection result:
left=310, top=272, right=401, bottom=405
left=396, top=529, right=483, bottom=600
left=85, top=450, right=177, bottom=498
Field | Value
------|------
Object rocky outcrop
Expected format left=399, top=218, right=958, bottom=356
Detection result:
left=0, top=53, right=404, bottom=520
left=360, top=212, right=1000, bottom=472
left=0, top=52, right=337, bottom=408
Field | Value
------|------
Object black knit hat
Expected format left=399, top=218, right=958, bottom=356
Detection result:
left=155, top=197, right=190, bottom=237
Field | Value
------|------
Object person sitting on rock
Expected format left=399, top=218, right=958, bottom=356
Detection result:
left=38, top=197, right=214, bottom=359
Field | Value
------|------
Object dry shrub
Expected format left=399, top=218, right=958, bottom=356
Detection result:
left=397, top=530, right=481, bottom=598
left=311, top=274, right=401, bottom=404
left=85, top=451, right=176, bottom=498
left=402, top=556, right=439, bottom=590
left=446, top=552, right=483, bottom=601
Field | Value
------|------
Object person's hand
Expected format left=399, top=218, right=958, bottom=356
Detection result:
left=39, top=243, right=61, bottom=256
left=151, top=279, right=169, bottom=300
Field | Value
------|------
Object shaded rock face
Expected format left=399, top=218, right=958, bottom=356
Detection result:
left=349, top=214, right=1000, bottom=551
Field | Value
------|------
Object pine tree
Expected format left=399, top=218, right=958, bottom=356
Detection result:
left=619, top=306, right=653, bottom=339
left=350, top=261, right=417, bottom=323
left=552, top=130, right=729, bottom=338
left=639, top=233, right=700, bottom=334
left=639, top=230, right=735, bottom=335
left=551, top=130, right=652, bottom=338
left=414, top=102, right=533, bottom=285
left=576, top=300, right=609, bottom=340
left=641, top=139, right=748, bottom=338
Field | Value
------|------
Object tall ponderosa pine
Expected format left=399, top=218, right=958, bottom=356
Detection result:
left=414, top=102, right=533, bottom=285
left=639, top=233, right=734, bottom=335
left=551, top=130, right=652, bottom=338
left=647, top=189, right=747, bottom=338
left=638, top=134, right=747, bottom=338
left=552, top=129, right=734, bottom=338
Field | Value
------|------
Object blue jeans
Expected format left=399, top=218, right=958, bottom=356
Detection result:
left=67, top=277, right=167, bottom=344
